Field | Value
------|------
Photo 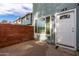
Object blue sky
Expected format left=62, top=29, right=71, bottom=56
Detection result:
left=0, top=3, right=32, bottom=22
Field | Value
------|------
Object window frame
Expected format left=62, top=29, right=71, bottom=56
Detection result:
left=34, top=15, right=52, bottom=36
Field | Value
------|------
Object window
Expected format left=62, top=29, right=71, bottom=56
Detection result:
left=60, top=14, right=70, bottom=19
left=35, top=20, right=38, bottom=33
left=35, top=16, right=51, bottom=35
left=37, top=18, right=46, bottom=33
left=26, top=17, right=29, bottom=20
left=35, top=18, right=46, bottom=34
left=18, top=20, right=20, bottom=22
left=46, top=16, right=50, bottom=34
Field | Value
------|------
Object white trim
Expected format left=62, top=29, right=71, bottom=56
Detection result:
left=74, top=8, right=77, bottom=50
left=50, top=16, right=52, bottom=37
left=55, top=8, right=77, bottom=50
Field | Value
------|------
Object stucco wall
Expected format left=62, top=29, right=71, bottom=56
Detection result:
left=33, top=3, right=76, bottom=18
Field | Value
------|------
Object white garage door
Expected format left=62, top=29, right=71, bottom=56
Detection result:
left=55, top=9, right=76, bottom=50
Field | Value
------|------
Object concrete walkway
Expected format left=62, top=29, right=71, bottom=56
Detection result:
left=0, top=40, right=77, bottom=56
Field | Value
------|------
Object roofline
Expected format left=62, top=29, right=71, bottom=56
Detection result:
left=14, top=12, right=32, bottom=22
left=21, top=12, right=32, bottom=19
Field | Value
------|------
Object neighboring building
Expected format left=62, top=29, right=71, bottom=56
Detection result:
left=0, top=20, right=12, bottom=24
left=1, top=20, right=8, bottom=24
left=21, top=13, right=32, bottom=25
left=33, top=3, right=79, bottom=50
left=13, top=13, right=32, bottom=25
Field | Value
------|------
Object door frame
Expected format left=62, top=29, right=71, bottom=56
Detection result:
left=55, top=9, right=77, bottom=50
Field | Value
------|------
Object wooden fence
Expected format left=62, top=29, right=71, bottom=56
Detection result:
left=0, top=24, right=34, bottom=48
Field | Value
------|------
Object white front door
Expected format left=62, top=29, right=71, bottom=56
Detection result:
left=55, top=9, right=76, bottom=50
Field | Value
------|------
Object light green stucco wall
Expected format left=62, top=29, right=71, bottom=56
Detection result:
left=33, top=3, right=76, bottom=18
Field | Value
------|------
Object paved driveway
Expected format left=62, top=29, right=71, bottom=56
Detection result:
left=0, top=40, right=77, bottom=56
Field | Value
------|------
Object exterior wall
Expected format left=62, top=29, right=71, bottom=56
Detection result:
left=21, top=17, right=26, bottom=25
left=33, top=3, right=77, bottom=44
left=33, top=3, right=76, bottom=18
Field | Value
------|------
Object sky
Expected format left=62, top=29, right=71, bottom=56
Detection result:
left=0, top=3, right=32, bottom=22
